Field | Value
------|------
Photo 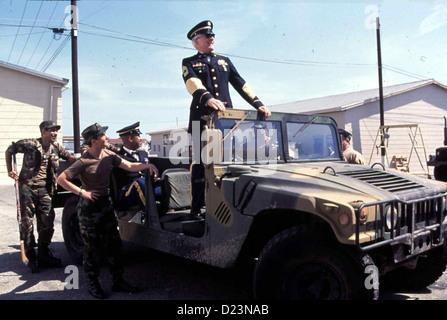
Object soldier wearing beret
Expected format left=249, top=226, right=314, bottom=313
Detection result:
left=182, top=20, right=271, bottom=216
left=57, top=123, right=157, bottom=299
left=339, top=129, right=365, bottom=165
left=114, top=122, right=159, bottom=211
left=5, top=121, right=76, bottom=273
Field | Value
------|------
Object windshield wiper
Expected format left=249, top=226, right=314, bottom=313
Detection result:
left=222, top=111, right=251, bottom=141
left=292, top=116, right=318, bottom=138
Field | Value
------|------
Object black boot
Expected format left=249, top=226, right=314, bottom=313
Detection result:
left=25, top=249, right=39, bottom=274
left=88, top=279, right=108, bottom=299
left=37, top=245, right=62, bottom=268
left=112, top=276, right=139, bottom=294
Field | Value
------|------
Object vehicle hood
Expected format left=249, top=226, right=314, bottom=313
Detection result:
left=246, top=161, right=447, bottom=203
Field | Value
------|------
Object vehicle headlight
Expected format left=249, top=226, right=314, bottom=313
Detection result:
left=384, top=204, right=399, bottom=230
left=437, top=196, right=446, bottom=215
left=358, top=206, right=369, bottom=224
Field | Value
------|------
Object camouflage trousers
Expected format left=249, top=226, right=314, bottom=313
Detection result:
left=19, top=184, right=55, bottom=255
left=77, top=196, right=123, bottom=282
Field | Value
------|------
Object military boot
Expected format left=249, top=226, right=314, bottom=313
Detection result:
left=25, top=249, right=39, bottom=274
left=88, top=279, right=108, bottom=299
left=112, top=275, right=139, bottom=294
left=37, top=245, right=62, bottom=268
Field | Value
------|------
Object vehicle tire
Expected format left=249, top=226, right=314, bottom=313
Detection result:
left=253, top=226, right=378, bottom=300
left=381, top=242, right=447, bottom=291
left=61, top=196, right=83, bottom=265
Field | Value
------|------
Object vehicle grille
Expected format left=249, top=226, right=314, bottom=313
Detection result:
left=355, top=193, right=447, bottom=253
left=339, top=169, right=423, bottom=193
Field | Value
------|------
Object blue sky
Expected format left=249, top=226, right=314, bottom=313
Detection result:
left=1, top=0, right=446, bottom=138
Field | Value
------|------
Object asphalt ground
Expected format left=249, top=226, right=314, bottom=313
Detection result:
left=1, top=183, right=446, bottom=303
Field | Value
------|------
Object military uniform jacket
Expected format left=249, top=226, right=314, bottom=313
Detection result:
left=113, top=148, right=150, bottom=188
left=182, top=52, right=264, bottom=132
left=8, top=138, right=72, bottom=195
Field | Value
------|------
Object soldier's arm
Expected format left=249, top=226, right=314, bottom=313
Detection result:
left=119, top=159, right=158, bottom=178
left=4, top=148, right=16, bottom=179
left=5, top=140, right=26, bottom=180
left=105, top=143, right=121, bottom=153
left=227, top=59, right=270, bottom=117
left=182, top=59, right=216, bottom=108
left=56, top=143, right=76, bottom=162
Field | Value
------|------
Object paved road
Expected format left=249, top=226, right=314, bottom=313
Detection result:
left=1, top=184, right=446, bottom=301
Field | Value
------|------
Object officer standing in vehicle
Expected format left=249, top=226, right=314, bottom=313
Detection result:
left=182, top=20, right=271, bottom=216
left=5, top=121, right=76, bottom=273
left=114, top=122, right=159, bottom=210
left=57, top=123, right=157, bottom=299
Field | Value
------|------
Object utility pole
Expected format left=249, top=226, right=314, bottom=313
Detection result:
left=376, top=17, right=386, bottom=167
left=71, top=0, right=80, bottom=154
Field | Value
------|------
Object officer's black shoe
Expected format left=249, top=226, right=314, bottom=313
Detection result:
left=112, top=278, right=139, bottom=294
left=37, top=246, right=62, bottom=268
left=88, top=281, right=108, bottom=299
left=189, top=210, right=204, bottom=220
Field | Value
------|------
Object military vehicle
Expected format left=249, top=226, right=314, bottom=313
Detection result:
left=428, top=117, right=447, bottom=182
left=57, top=110, right=447, bottom=300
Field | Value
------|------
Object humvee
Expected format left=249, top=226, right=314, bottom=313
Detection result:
left=57, top=110, right=447, bottom=300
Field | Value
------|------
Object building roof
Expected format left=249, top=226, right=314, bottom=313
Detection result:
left=269, top=79, right=447, bottom=114
left=147, top=126, right=188, bottom=136
left=0, top=60, right=69, bottom=85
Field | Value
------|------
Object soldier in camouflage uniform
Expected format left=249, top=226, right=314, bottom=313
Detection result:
left=5, top=121, right=76, bottom=273
left=57, top=123, right=157, bottom=299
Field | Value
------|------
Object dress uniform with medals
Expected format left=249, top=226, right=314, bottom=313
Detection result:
left=182, top=20, right=266, bottom=215
left=114, top=122, right=156, bottom=210
left=182, top=20, right=265, bottom=133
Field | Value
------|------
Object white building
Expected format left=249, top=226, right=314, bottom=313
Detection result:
left=148, top=126, right=189, bottom=158
left=270, top=79, right=447, bottom=177
left=0, top=60, right=69, bottom=184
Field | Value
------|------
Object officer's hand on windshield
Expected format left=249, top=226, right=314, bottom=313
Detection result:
left=206, top=98, right=226, bottom=111
left=258, top=106, right=271, bottom=119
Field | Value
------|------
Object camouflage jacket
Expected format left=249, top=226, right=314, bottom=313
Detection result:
left=8, top=138, right=72, bottom=195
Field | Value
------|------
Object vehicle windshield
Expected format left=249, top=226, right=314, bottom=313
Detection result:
left=216, top=119, right=284, bottom=164
left=286, top=121, right=340, bottom=161
left=215, top=116, right=340, bottom=164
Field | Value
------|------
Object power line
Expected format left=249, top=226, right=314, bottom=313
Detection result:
left=1, top=19, right=431, bottom=80
left=17, top=0, right=43, bottom=65
left=7, top=0, right=28, bottom=63
left=41, top=34, right=70, bottom=72
left=79, top=23, right=190, bottom=50
left=0, top=22, right=63, bottom=29
left=35, top=13, right=67, bottom=71
left=79, top=26, right=375, bottom=69
left=81, top=23, right=376, bottom=69
left=80, top=23, right=432, bottom=81
left=35, top=2, right=108, bottom=72
left=26, top=1, right=59, bottom=68
left=0, top=31, right=46, bottom=37
left=382, top=64, right=427, bottom=81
